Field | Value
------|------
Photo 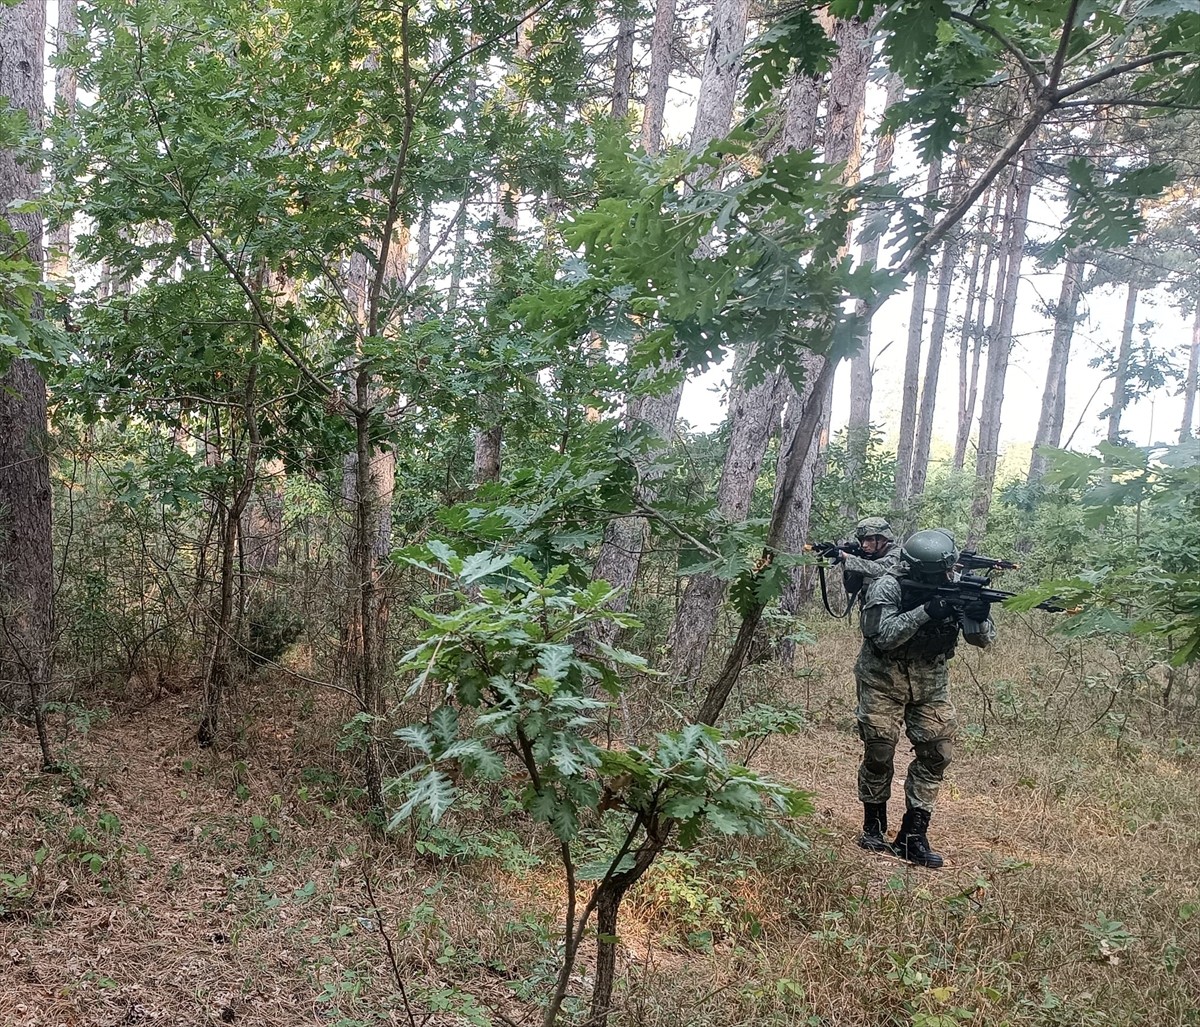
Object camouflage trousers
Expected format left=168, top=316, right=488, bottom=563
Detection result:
left=853, top=644, right=958, bottom=813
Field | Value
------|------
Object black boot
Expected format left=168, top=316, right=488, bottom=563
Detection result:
left=858, top=802, right=893, bottom=853
left=893, top=807, right=944, bottom=869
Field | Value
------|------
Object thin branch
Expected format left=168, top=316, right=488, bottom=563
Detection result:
left=1053, top=49, right=1188, bottom=102
left=1048, top=0, right=1083, bottom=89
left=133, top=50, right=337, bottom=403
left=949, top=11, right=1044, bottom=92
left=362, top=866, right=420, bottom=1027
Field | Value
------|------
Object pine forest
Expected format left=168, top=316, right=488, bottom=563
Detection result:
left=1, top=0, right=1200, bottom=1024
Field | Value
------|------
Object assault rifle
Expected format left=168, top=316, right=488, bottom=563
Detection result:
left=900, top=573, right=1072, bottom=614
left=805, top=540, right=866, bottom=560
left=957, top=549, right=1019, bottom=574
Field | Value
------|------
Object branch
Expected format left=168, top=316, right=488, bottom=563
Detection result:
left=948, top=11, right=1044, bottom=92
left=1047, top=0, right=1082, bottom=89
left=417, top=0, right=562, bottom=109
left=891, top=103, right=1046, bottom=282
left=133, top=47, right=337, bottom=403
left=1053, top=49, right=1188, bottom=102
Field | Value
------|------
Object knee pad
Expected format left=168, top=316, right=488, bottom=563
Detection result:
left=863, top=738, right=896, bottom=775
left=915, top=738, right=953, bottom=777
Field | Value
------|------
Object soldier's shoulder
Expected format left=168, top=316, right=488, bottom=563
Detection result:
left=862, top=571, right=903, bottom=604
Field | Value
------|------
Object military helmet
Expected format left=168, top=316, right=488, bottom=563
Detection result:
left=901, top=529, right=959, bottom=580
left=854, top=516, right=894, bottom=542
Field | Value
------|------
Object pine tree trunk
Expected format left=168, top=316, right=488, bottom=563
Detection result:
left=968, top=148, right=1035, bottom=542
left=845, top=72, right=903, bottom=507
left=952, top=195, right=989, bottom=472
left=612, top=17, right=635, bottom=119
left=666, top=367, right=785, bottom=686
left=1028, top=256, right=1084, bottom=481
left=590, top=0, right=749, bottom=641
left=1182, top=306, right=1200, bottom=443
left=1107, top=282, right=1140, bottom=444
left=910, top=231, right=960, bottom=498
left=772, top=13, right=873, bottom=639
left=0, top=0, right=53, bottom=766
left=893, top=158, right=941, bottom=508
left=48, top=0, right=77, bottom=283
left=640, top=0, right=676, bottom=154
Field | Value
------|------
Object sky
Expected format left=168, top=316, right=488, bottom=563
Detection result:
left=672, top=78, right=1198, bottom=457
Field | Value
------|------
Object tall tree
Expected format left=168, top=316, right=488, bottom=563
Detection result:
left=1183, top=306, right=1200, bottom=443
left=0, top=0, right=53, bottom=766
left=611, top=15, right=635, bottom=119
left=1028, top=255, right=1086, bottom=481
left=49, top=0, right=79, bottom=283
left=844, top=72, right=903, bottom=510
left=969, top=147, right=1035, bottom=541
left=640, top=0, right=676, bottom=154
left=893, top=157, right=942, bottom=509
left=1106, top=280, right=1141, bottom=443
left=909, top=168, right=965, bottom=498
left=591, top=0, right=750, bottom=646
left=954, top=186, right=1001, bottom=471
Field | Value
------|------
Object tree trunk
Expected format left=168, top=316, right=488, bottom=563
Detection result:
left=1106, top=282, right=1140, bottom=444
left=666, top=367, right=785, bottom=687
left=611, top=17, right=635, bottom=119
left=689, top=0, right=749, bottom=149
left=49, top=0, right=78, bottom=283
left=771, top=13, right=873, bottom=641
left=968, top=148, right=1035, bottom=542
left=893, top=158, right=942, bottom=508
left=909, top=228, right=960, bottom=498
left=1182, top=306, right=1200, bottom=443
left=0, top=0, right=53, bottom=767
left=1028, top=256, right=1084, bottom=481
left=640, top=0, right=676, bottom=154
left=590, top=0, right=749, bottom=639
left=952, top=194, right=992, bottom=472
left=773, top=354, right=834, bottom=667
left=845, top=72, right=903, bottom=508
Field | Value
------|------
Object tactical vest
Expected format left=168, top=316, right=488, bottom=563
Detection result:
left=872, top=584, right=959, bottom=661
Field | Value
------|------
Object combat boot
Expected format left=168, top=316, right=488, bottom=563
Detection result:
left=892, top=807, right=944, bottom=869
left=858, top=802, right=893, bottom=853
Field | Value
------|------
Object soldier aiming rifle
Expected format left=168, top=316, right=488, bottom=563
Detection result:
left=808, top=517, right=899, bottom=617
left=854, top=528, right=998, bottom=869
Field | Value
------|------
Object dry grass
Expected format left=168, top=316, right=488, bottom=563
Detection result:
left=1, top=613, right=1198, bottom=1026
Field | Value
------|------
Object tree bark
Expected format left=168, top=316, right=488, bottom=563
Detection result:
left=49, top=0, right=78, bottom=283
left=1182, top=305, right=1200, bottom=443
left=1028, top=256, right=1084, bottom=481
left=590, top=0, right=749, bottom=641
left=1106, top=281, right=1140, bottom=444
left=612, top=17, right=635, bottom=119
left=952, top=193, right=993, bottom=472
left=893, top=158, right=942, bottom=508
left=0, top=0, right=53, bottom=767
left=968, top=148, right=1035, bottom=542
left=771, top=13, right=874, bottom=643
left=845, top=72, right=904, bottom=508
left=640, top=0, right=676, bottom=155
left=909, top=228, right=960, bottom=498
left=666, top=365, right=785, bottom=687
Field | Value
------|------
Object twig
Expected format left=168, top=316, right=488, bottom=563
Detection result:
left=362, top=863, right=420, bottom=1027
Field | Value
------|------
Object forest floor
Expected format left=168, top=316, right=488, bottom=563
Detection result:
left=2, top=614, right=1199, bottom=1027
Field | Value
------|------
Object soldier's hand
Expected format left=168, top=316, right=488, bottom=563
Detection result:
left=962, top=599, right=991, bottom=622
left=924, top=597, right=955, bottom=621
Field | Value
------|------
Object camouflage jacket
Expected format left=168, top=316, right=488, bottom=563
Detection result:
left=859, top=572, right=995, bottom=661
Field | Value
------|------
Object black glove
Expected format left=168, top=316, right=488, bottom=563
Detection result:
left=924, top=597, right=955, bottom=622
left=962, top=599, right=991, bottom=622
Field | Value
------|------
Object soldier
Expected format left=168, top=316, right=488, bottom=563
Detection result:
left=854, top=529, right=994, bottom=868
left=831, top=516, right=900, bottom=596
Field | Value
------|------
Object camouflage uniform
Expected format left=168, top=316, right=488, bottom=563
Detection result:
left=854, top=573, right=994, bottom=812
